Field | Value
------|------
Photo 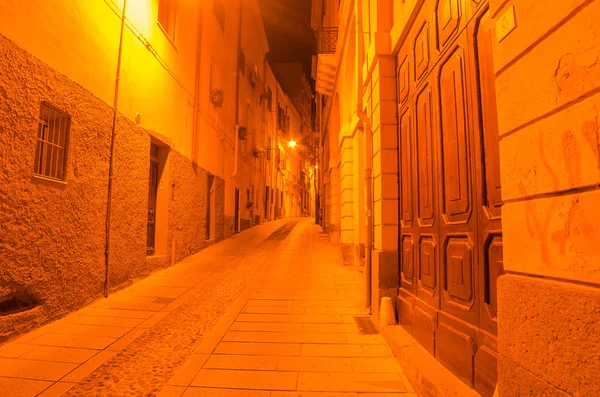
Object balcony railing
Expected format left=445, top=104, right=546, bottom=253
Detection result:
left=317, top=27, right=338, bottom=54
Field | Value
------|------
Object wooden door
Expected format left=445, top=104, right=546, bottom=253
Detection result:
left=396, top=1, right=503, bottom=395
left=234, top=188, right=240, bottom=233
left=147, top=144, right=160, bottom=256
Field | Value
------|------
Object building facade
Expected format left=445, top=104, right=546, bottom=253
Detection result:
left=0, top=0, right=314, bottom=342
left=313, top=0, right=600, bottom=396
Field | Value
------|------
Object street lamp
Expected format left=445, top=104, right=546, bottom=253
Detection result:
left=288, top=140, right=297, bottom=148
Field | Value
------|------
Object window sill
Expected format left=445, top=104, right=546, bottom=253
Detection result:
left=146, top=254, right=167, bottom=260
left=32, top=174, right=67, bottom=189
left=157, top=21, right=177, bottom=51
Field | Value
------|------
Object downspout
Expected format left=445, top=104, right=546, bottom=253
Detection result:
left=233, top=1, right=244, bottom=178
left=274, top=83, right=279, bottom=218
left=104, top=0, right=128, bottom=298
left=192, top=0, right=204, bottom=164
left=356, top=0, right=373, bottom=311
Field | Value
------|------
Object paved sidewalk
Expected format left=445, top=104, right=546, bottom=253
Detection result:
left=159, top=220, right=416, bottom=396
left=0, top=218, right=294, bottom=397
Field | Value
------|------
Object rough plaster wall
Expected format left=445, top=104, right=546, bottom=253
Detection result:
left=0, top=33, right=225, bottom=342
left=168, top=151, right=209, bottom=264
left=224, top=216, right=235, bottom=239
left=0, top=33, right=111, bottom=339
left=215, top=177, right=225, bottom=241
left=109, top=116, right=150, bottom=287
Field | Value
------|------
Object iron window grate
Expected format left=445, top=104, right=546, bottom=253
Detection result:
left=34, top=103, right=70, bottom=181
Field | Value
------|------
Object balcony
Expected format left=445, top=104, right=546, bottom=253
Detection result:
left=315, top=27, right=338, bottom=96
left=317, top=27, right=338, bottom=54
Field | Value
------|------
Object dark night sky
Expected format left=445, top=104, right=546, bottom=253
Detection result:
left=257, top=0, right=315, bottom=77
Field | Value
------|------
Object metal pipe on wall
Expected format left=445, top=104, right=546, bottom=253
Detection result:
left=233, top=0, right=244, bottom=178
left=192, top=0, right=204, bottom=164
left=355, top=0, right=373, bottom=311
left=104, top=0, right=128, bottom=298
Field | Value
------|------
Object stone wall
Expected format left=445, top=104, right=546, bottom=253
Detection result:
left=365, top=55, right=400, bottom=323
left=490, top=0, right=600, bottom=395
left=0, top=33, right=222, bottom=342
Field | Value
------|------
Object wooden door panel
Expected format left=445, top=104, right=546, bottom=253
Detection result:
left=436, top=0, right=461, bottom=50
left=482, top=234, right=502, bottom=327
left=475, top=345, right=499, bottom=397
left=468, top=9, right=503, bottom=395
left=476, top=9, right=502, bottom=221
left=414, top=22, right=431, bottom=83
left=436, top=322, right=476, bottom=386
left=400, top=108, right=414, bottom=227
left=419, top=236, right=437, bottom=292
left=436, top=29, right=481, bottom=380
left=402, top=235, right=416, bottom=286
left=439, top=46, right=471, bottom=223
left=444, top=237, right=475, bottom=308
left=398, top=54, right=411, bottom=106
left=415, top=81, right=440, bottom=310
left=416, top=85, right=436, bottom=226
left=413, top=306, right=437, bottom=355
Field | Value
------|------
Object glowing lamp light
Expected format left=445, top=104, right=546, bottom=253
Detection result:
left=288, top=140, right=297, bottom=148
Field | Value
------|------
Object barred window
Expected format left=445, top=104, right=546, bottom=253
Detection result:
left=34, top=103, right=70, bottom=181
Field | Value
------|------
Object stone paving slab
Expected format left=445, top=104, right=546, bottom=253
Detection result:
left=158, top=221, right=416, bottom=396
left=0, top=219, right=292, bottom=396
left=0, top=220, right=417, bottom=396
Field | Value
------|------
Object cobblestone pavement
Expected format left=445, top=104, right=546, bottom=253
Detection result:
left=0, top=219, right=296, bottom=397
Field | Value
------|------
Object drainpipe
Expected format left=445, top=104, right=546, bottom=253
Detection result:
left=104, top=0, right=128, bottom=298
left=192, top=1, right=204, bottom=164
left=233, top=1, right=244, bottom=178
left=274, top=83, right=279, bottom=218
left=355, top=0, right=373, bottom=311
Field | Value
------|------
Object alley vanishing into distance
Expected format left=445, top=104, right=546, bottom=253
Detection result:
left=0, top=220, right=415, bottom=396
left=2, top=0, right=599, bottom=395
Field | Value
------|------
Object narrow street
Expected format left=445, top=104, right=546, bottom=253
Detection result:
left=0, top=220, right=415, bottom=397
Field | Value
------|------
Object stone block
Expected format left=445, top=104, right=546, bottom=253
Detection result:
left=373, top=148, right=399, bottom=176
left=373, top=173, right=399, bottom=201
left=491, top=0, right=590, bottom=73
left=497, top=356, right=570, bottom=397
left=502, top=189, right=600, bottom=283
left=374, top=225, right=399, bottom=251
left=500, top=91, right=600, bottom=200
left=495, top=0, right=600, bottom=135
left=373, top=124, right=398, bottom=155
left=498, top=274, right=600, bottom=396
left=373, top=198, right=399, bottom=226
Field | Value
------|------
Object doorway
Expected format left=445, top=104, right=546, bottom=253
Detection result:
left=234, top=188, right=240, bottom=233
left=395, top=2, right=504, bottom=395
left=265, top=186, right=270, bottom=220
left=207, top=175, right=216, bottom=240
left=147, top=143, right=160, bottom=255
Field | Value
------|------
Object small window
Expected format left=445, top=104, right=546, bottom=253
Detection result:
left=214, top=0, right=226, bottom=32
left=34, top=103, right=70, bottom=181
left=158, top=0, right=177, bottom=41
left=238, top=47, right=245, bottom=75
left=267, top=87, right=273, bottom=111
